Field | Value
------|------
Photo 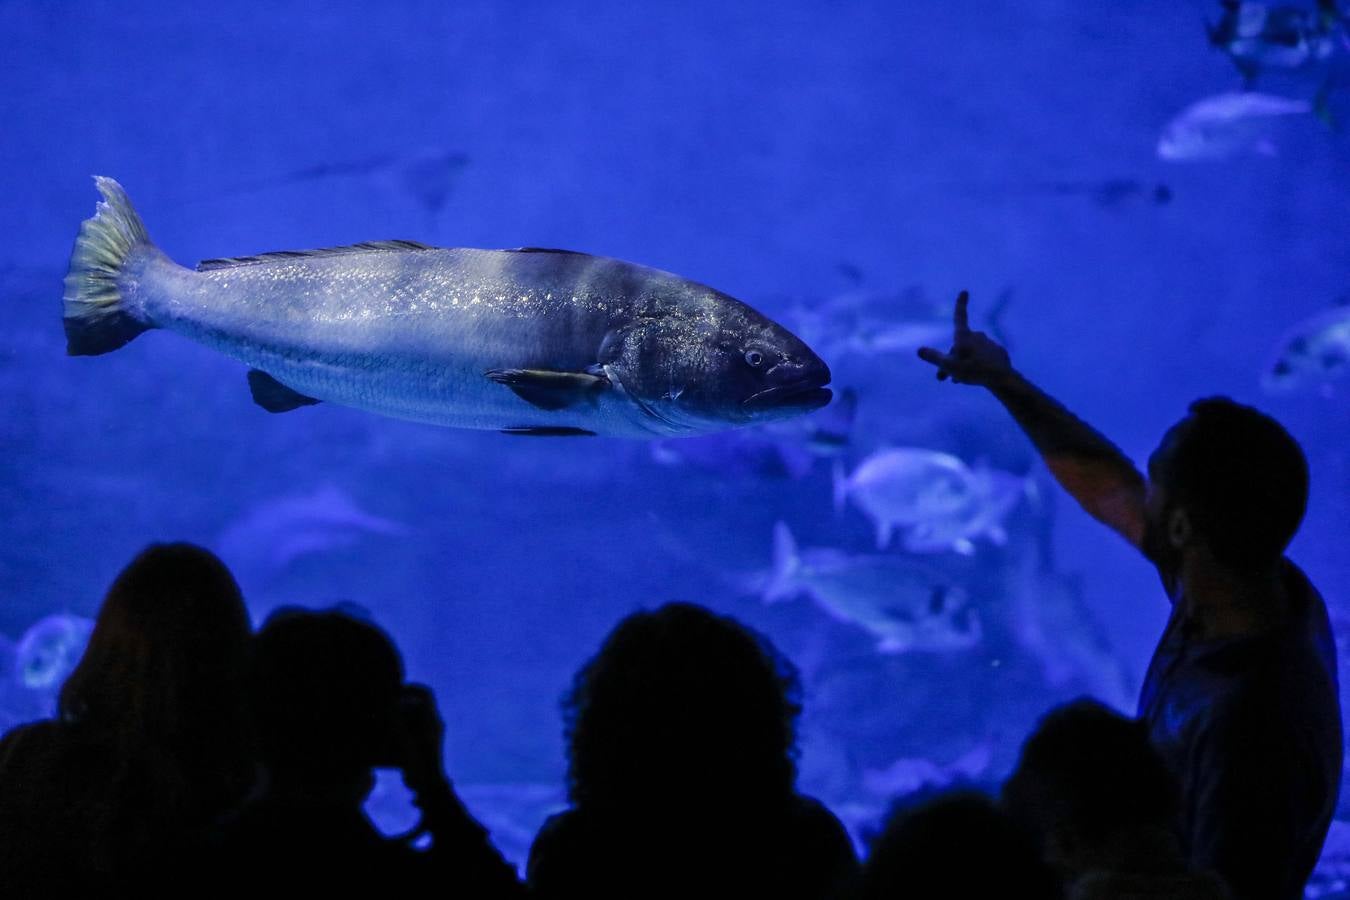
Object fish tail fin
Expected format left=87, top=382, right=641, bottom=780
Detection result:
left=763, top=521, right=800, bottom=604
left=831, top=459, right=850, bottom=514
left=63, top=176, right=159, bottom=356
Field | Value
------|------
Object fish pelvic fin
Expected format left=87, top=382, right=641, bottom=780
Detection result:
left=763, top=521, right=800, bottom=604
left=63, top=177, right=158, bottom=356
left=248, top=370, right=321, bottom=413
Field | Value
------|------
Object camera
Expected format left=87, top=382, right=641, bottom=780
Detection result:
left=369, top=682, right=438, bottom=770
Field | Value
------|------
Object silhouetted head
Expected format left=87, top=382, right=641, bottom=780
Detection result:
left=60, top=543, right=252, bottom=759
left=859, top=788, right=1062, bottom=900
left=604, top=289, right=832, bottom=435
left=248, top=605, right=404, bottom=785
left=1144, top=397, right=1308, bottom=573
left=563, top=602, right=802, bottom=813
left=1002, top=699, right=1179, bottom=878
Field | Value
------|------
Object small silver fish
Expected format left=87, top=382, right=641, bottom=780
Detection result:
left=64, top=178, right=831, bottom=438
left=785, top=287, right=1004, bottom=360
left=762, top=522, right=981, bottom=654
left=862, top=743, right=993, bottom=799
left=650, top=387, right=857, bottom=479
left=1208, top=0, right=1346, bottom=81
left=1262, top=303, right=1350, bottom=395
left=833, top=448, right=1028, bottom=554
left=1157, top=91, right=1312, bottom=161
left=15, top=613, right=94, bottom=692
left=215, top=484, right=409, bottom=585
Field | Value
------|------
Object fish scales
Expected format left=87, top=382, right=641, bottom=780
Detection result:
left=66, top=179, right=831, bottom=437
left=161, top=250, right=619, bottom=423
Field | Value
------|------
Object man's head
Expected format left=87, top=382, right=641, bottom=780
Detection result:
left=1145, top=397, right=1308, bottom=573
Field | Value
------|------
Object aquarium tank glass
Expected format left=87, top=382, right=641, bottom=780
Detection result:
left=2, top=0, right=1348, bottom=892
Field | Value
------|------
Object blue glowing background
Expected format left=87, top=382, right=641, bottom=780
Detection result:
left=2, top=0, right=1348, bottom=888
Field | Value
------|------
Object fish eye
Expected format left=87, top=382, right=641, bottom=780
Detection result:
left=744, top=349, right=765, bottom=367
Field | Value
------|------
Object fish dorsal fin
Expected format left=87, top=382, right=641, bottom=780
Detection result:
left=508, top=247, right=588, bottom=255
left=198, top=240, right=437, bottom=271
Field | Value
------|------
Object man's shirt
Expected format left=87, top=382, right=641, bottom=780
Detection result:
left=1138, top=560, right=1342, bottom=900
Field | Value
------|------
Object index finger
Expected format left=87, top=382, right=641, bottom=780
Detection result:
left=954, top=290, right=971, bottom=335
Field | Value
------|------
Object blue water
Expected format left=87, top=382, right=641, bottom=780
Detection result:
left=2, top=0, right=1349, bottom=886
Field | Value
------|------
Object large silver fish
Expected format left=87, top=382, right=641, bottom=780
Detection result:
left=64, top=177, right=831, bottom=438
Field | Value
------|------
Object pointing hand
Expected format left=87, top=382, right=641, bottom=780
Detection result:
left=916, top=291, right=1012, bottom=387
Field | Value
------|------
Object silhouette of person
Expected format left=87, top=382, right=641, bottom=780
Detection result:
left=526, top=601, right=858, bottom=900
left=208, top=605, right=522, bottom=898
left=1002, top=699, right=1230, bottom=899
left=855, top=788, right=1062, bottom=900
left=919, top=292, right=1342, bottom=900
left=0, top=543, right=255, bottom=897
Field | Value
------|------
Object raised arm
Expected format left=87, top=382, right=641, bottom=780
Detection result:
left=917, top=292, right=1148, bottom=551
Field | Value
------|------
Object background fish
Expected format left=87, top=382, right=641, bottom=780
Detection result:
left=63, top=178, right=831, bottom=439
left=762, top=522, right=981, bottom=654
left=832, top=448, right=1029, bottom=554
left=649, top=386, right=857, bottom=479
left=783, top=286, right=1012, bottom=361
left=215, top=484, right=409, bottom=587
left=14, top=613, right=93, bottom=693
left=861, top=742, right=994, bottom=799
left=1208, top=0, right=1346, bottom=82
left=1262, top=301, right=1350, bottom=395
left=1157, top=91, right=1312, bottom=160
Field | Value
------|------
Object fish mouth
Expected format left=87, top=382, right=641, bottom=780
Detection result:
left=743, top=379, right=833, bottom=412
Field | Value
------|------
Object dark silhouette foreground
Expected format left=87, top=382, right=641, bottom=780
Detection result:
left=1003, top=699, right=1230, bottom=899
left=207, top=605, right=523, bottom=898
left=527, top=601, right=858, bottom=900
left=0, top=543, right=254, bottom=896
left=920, top=292, right=1342, bottom=900
left=855, top=788, right=1062, bottom=900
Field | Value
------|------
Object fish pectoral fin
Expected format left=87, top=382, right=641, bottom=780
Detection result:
left=500, top=425, right=597, bottom=437
left=485, top=368, right=609, bottom=411
left=247, top=370, right=321, bottom=413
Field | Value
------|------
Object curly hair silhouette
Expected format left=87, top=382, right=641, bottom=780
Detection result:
left=563, top=601, right=802, bottom=812
left=529, top=602, right=856, bottom=900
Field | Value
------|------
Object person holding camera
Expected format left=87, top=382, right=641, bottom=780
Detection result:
left=209, top=606, right=523, bottom=898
